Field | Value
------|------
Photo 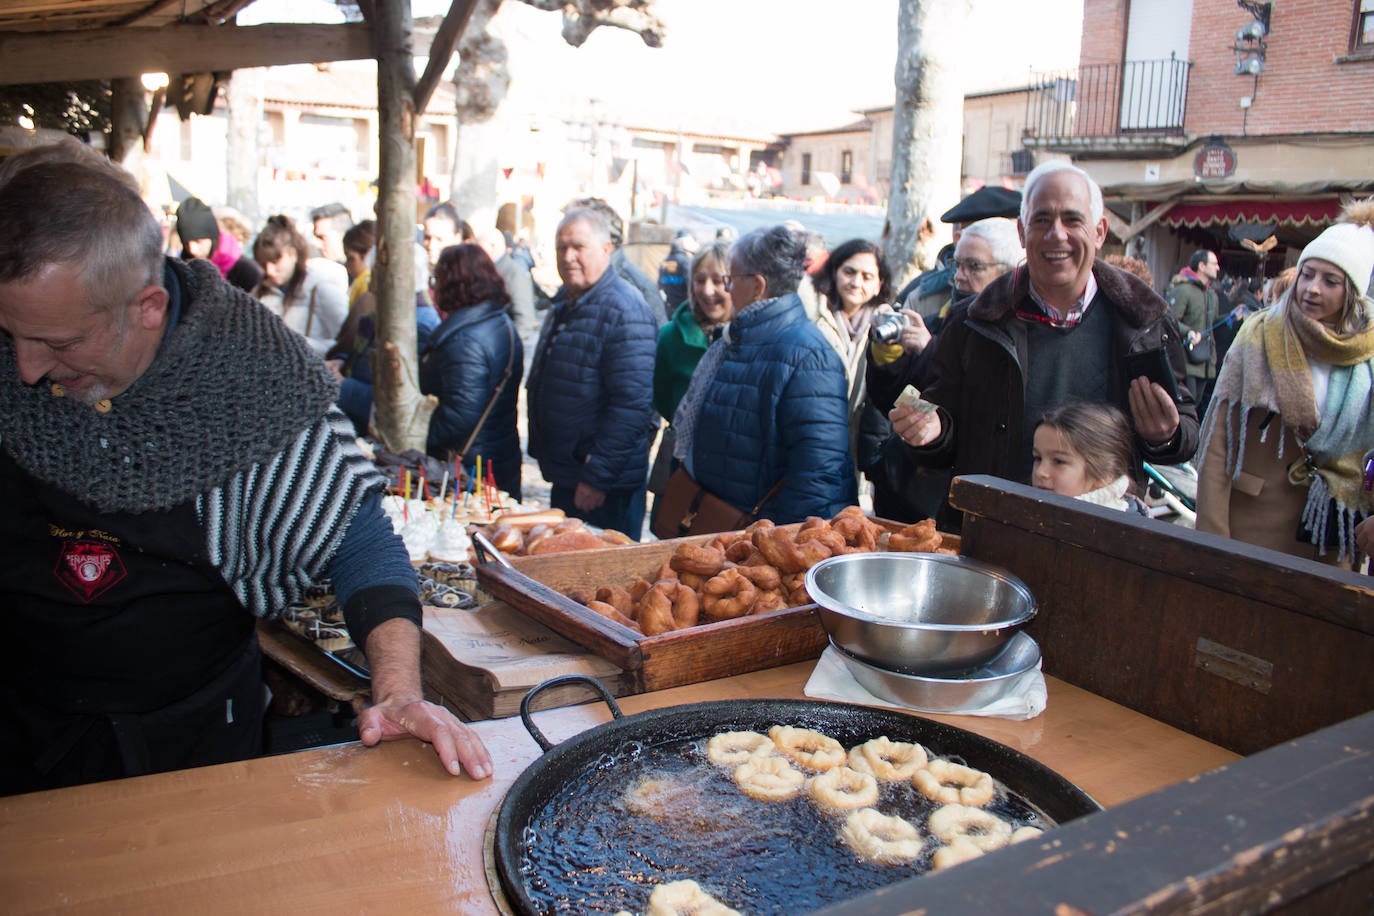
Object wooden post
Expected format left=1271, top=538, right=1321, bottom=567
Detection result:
left=369, top=0, right=429, bottom=451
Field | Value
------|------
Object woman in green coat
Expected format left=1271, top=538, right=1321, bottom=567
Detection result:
left=653, top=240, right=732, bottom=419
left=649, top=240, right=732, bottom=519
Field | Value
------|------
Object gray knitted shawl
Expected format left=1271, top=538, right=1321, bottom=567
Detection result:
left=0, top=258, right=338, bottom=514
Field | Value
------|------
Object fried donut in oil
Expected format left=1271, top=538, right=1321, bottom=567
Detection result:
left=913, top=759, right=995, bottom=807
left=927, top=803, right=1012, bottom=851
left=646, top=879, right=742, bottom=916
left=769, top=725, right=846, bottom=771
left=848, top=737, right=929, bottom=782
left=732, top=755, right=805, bottom=802
left=670, top=543, right=726, bottom=578
left=839, top=808, right=924, bottom=865
left=705, top=730, right=775, bottom=767
left=808, top=766, right=879, bottom=812
left=638, top=580, right=700, bottom=635
left=931, top=837, right=985, bottom=871
left=700, top=567, right=758, bottom=620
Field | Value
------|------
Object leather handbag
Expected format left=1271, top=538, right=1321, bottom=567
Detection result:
left=1185, top=332, right=1212, bottom=364
left=652, top=468, right=784, bottom=540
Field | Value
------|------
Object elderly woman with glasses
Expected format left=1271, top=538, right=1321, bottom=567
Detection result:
left=671, top=225, right=856, bottom=524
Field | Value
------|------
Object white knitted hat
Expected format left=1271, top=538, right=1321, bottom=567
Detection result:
left=1298, top=199, right=1374, bottom=295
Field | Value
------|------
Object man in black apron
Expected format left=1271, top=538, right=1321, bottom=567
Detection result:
left=0, top=148, right=492, bottom=796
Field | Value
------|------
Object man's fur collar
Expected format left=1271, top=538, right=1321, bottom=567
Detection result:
left=968, top=259, right=1168, bottom=329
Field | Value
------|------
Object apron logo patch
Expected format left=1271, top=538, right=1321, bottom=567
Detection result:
left=55, top=539, right=127, bottom=603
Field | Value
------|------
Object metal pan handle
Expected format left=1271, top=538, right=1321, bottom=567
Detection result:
left=471, top=530, right=515, bottom=570
left=519, top=674, right=623, bottom=753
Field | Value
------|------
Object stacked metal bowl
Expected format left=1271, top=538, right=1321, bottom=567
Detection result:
left=804, top=553, right=1041, bottom=711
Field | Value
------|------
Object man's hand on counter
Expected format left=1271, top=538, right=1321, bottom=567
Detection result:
left=357, top=618, right=494, bottom=780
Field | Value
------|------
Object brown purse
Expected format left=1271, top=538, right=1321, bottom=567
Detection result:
left=652, top=467, right=784, bottom=540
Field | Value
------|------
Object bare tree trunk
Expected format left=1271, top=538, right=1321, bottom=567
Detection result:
left=371, top=0, right=433, bottom=452
left=225, top=69, right=264, bottom=221
left=883, top=0, right=969, bottom=292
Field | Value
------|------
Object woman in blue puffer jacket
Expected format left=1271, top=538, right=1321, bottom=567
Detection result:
left=673, top=225, right=856, bottom=522
left=420, top=244, right=524, bottom=500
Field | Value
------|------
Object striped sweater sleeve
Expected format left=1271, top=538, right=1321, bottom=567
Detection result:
left=199, top=407, right=389, bottom=617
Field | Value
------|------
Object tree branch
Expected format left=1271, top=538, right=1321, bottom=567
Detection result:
left=414, top=0, right=481, bottom=114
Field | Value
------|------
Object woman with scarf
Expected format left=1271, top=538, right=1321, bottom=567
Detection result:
left=671, top=225, right=855, bottom=524
left=1197, top=200, right=1374, bottom=568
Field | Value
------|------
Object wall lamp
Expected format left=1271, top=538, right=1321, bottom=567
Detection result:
left=1232, top=0, right=1272, bottom=76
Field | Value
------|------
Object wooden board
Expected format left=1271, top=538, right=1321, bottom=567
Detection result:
left=948, top=475, right=1374, bottom=756
left=476, top=520, right=957, bottom=693
left=420, top=601, right=632, bottom=721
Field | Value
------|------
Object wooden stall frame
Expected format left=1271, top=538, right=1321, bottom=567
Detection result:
left=949, top=476, right=1374, bottom=756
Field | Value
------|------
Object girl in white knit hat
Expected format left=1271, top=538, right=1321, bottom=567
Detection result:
left=1196, top=198, right=1374, bottom=568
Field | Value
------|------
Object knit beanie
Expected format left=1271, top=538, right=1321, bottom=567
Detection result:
left=175, top=196, right=220, bottom=255
left=1298, top=199, right=1374, bottom=295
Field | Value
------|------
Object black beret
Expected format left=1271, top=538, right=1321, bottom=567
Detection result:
left=940, top=186, right=1022, bottom=224
left=175, top=196, right=220, bottom=250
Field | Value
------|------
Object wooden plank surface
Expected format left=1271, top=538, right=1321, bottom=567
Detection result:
left=0, top=664, right=1238, bottom=915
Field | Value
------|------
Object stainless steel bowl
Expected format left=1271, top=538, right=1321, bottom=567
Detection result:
left=831, top=632, right=1041, bottom=712
left=805, top=552, right=1036, bottom=675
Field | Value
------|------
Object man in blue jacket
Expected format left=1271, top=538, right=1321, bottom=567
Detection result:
left=526, top=207, right=658, bottom=538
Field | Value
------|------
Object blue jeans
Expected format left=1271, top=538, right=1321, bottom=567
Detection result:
left=550, top=484, right=645, bottom=541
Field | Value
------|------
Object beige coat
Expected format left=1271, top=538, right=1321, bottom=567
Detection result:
left=1196, top=403, right=1348, bottom=567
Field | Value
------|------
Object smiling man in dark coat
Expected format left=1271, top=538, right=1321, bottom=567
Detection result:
left=526, top=207, right=658, bottom=538
left=886, top=161, right=1198, bottom=529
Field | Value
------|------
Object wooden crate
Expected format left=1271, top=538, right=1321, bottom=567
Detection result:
left=475, top=520, right=955, bottom=694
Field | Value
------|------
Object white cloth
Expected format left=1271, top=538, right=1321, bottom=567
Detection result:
left=1073, top=475, right=1132, bottom=511
left=804, top=647, right=1047, bottom=720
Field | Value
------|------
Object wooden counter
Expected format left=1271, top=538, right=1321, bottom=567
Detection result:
left=0, top=663, right=1235, bottom=915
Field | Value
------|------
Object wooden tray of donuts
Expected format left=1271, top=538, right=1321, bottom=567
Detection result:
left=475, top=513, right=958, bottom=694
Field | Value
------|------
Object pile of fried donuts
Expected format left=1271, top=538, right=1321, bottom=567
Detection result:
left=565, top=507, right=951, bottom=635
left=476, top=510, right=636, bottom=557
left=699, top=726, right=1043, bottom=872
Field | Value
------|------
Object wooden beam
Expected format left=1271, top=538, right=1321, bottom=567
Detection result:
left=413, top=0, right=478, bottom=115
left=1118, top=198, right=1180, bottom=242
left=0, top=21, right=431, bottom=85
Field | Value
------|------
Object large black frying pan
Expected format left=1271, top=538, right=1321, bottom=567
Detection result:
left=494, top=675, right=1101, bottom=915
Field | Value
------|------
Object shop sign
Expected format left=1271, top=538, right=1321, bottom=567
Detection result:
left=1194, top=140, right=1237, bottom=180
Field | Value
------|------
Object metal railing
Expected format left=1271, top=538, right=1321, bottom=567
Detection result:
left=1025, top=57, right=1191, bottom=142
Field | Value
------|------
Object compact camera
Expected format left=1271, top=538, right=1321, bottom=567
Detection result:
left=869, top=309, right=911, bottom=344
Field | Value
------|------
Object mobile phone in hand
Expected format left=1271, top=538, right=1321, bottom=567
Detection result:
left=1124, top=347, right=1183, bottom=403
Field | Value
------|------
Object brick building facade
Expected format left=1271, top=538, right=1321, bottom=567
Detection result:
left=1028, top=0, right=1374, bottom=288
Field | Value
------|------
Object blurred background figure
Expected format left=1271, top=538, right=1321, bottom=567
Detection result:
left=174, top=196, right=262, bottom=293
left=421, top=243, right=524, bottom=500
left=252, top=214, right=350, bottom=356
left=476, top=225, right=538, bottom=342
left=309, top=201, right=353, bottom=263
left=658, top=229, right=699, bottom=312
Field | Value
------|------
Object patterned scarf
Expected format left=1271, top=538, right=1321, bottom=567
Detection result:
left=1200, top=300, right=1374, bottom=560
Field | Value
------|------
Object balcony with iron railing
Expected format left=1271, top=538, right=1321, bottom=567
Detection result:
left=1023, top=56, right=1194, bottom=155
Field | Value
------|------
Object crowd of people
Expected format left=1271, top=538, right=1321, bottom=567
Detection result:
left=1, top=137, right=1371, bottom=797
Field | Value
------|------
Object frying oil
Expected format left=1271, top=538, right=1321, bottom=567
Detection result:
left=517, top=734, right=1053, bottom=915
